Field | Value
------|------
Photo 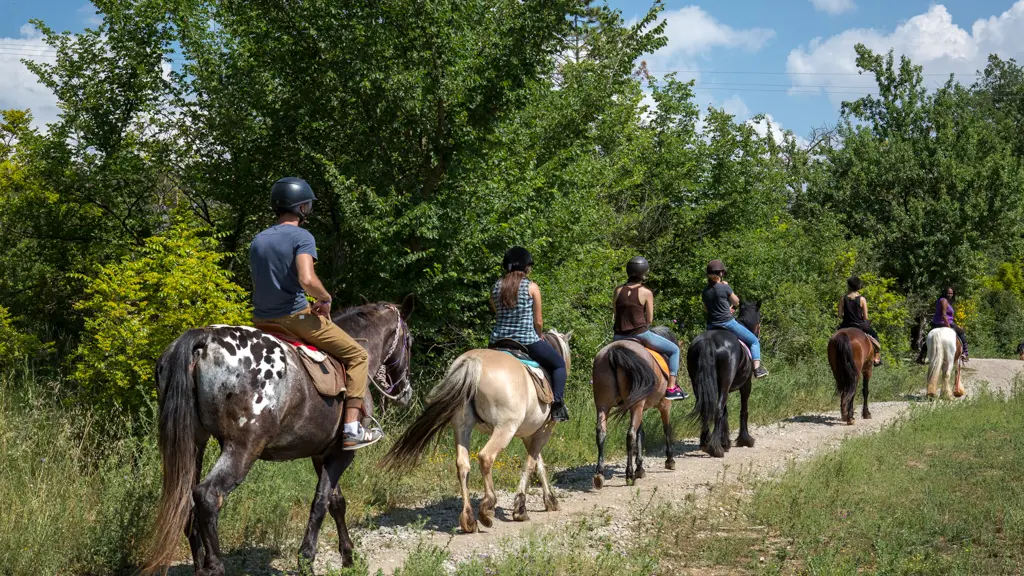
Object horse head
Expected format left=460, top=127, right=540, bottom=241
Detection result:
left=737, top=300, right=762, bottom=337
left=333, top=294, right=416, bottom=408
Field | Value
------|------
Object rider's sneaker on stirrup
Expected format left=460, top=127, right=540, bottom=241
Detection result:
left=341, top=423, right=384, bottom=451
left=550, top=402, right=570, bottom=422
left=664, top=387, right=688, bottom=401
left=754, top=366, right=769, bottom=379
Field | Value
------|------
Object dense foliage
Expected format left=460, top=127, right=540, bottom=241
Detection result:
left=2, top=0, right=1024, bottom=407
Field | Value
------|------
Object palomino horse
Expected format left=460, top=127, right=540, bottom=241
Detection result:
left=591, top=326, right=679, bottom=488
left=925, top=327, right=965, bottom=399
left=381, top=330, right=571, bottom=533
left=826, top=327, right=874, bottom=425
left=143, top=298, right=414, bottom=576
left=686, top=302, right=761, bottom=458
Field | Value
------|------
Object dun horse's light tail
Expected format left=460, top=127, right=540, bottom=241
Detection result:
left=607, top=346, right=657, bottom=419
left=381, top=355, right=483, bottom=472
left=143, top=329, right=207, bottom=575
left=829, top=332, right=858, bottom=398
left=688, top=340, right=719, bottom=432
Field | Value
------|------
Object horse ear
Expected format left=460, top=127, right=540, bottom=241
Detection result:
left=756, top=300, right=762, bottom=311
left=399, top=293, right=416, bottom=319
left=564, top=330, right=573, bottom=342
left=359, top=294, right=371, bottom=305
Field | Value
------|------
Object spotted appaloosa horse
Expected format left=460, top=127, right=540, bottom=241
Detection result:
left=143, top=297, right=414, bottom=576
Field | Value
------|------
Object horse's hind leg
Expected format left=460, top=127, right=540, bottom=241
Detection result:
left=719, top=399, right=731, bottom=452
left=635, top=423, right=647, bottom=479
left=515, top=439, right=539, bottom=522
left=658, top=399, right=675, bottom=470
left=193, top=443, right=258, bottom=576
left=736, top=380, right=755, bottom=448
left=187, top=434, right=210, bottom=570
left=523, top=429, right=559, bottom=513
left=861, top=368, right=872, bottom=420
left=625, top=405, right=644, bottom=485
left=478, top=425, right=516, bottom=527
left=593, top=408, right=608, bottom=489
left=454, top=423, right=476, bottom=533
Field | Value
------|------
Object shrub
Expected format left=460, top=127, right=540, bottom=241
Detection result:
left=0, top=306, right=46, bottom=370
left=857, top=273, right=909, bottom=357
left=72, top=221, right=251, bottom=413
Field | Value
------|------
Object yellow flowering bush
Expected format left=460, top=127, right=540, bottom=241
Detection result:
left=72, top=222, right=251, bottom=412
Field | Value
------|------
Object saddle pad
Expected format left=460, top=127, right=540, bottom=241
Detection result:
left=866, top=335, right=881, bottom=352
left=499, top=350, right=541, bottom=368
left=525, top=365, right=554, bottom=405
left=738, top=340, right=752, bottom=360
left=255, top=325, right=347, bottom=397
left=645, top=347, right=670, bottom=378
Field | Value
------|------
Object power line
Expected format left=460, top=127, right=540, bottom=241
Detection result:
left=644, top=68, right=976, bottom=77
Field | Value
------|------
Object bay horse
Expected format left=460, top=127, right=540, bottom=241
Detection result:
left=826, top=327, right=874, bottom=425
left=925, top=327, right=964, bottom=399
left=142, top=297, right=415, bottom=576
left=686, top=302, right=761, bottom=458
left=380, top=330, right=571, bottom=533
left=591, top=326, right=679, bottom=488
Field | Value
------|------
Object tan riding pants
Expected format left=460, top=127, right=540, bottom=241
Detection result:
left=264, top=307, right=369, bottom=398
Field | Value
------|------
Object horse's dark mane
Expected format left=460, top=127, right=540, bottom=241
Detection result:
left=649, top=325, right=679, bottom=346
left=736, top=301, right=760, bottom=332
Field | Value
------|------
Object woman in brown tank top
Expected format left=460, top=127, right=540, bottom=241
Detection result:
left=612, top=257, right=686, bottom=401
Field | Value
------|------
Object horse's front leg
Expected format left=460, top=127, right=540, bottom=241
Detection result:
left=736, top=380, right=755, bottom=448
left=526, top=428, right=559, bottom=512
left=325, top=451, right=357, bottom=569
left=593, top=408, right=608, bottom=489
left=658, top=398, right=675, bottom=470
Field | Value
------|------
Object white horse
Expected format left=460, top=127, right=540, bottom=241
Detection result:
left=925, top=327, right=964, bottom=399
left=381, top=330, right=571, bottom=533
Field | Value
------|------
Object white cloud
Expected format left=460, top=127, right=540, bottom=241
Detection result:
left=788, top=3, right=1024, bottom=105
left=639, top=6, right=775, bottom=78
left=810, top=0, right=856, bottom=16
left=721, top=94, right=750, bottom=118
left=0, top=24, right=60, bottom=127
left=78, top=3, right=103, bottom=27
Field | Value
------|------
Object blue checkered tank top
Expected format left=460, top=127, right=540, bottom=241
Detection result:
left=490, top=277, right=539, bottom=345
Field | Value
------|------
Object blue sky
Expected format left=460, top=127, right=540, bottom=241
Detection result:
left=3, top=1, right=1024, bottom=139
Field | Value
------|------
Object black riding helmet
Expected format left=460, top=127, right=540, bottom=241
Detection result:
left=706, top=259, right=726, bottom=276
left=626, top=256, right=649, bottom=280
left=270, top=177, right=317, bottom=217
left=502, top=246, right=533, bottom=273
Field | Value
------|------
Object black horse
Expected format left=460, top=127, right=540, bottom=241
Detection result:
left=686, top=302, right=761, bottom=458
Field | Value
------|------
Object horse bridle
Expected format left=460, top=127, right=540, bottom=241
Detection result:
left=371, top=304, right=412, bottom=403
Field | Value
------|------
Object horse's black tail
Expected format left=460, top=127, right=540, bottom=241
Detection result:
left=688, top=339, right=720, bottom=430
left=143, top=328, right=207, bottom=575
left=380, top=355, right=482, bottom=472
left=608, top=346, right=657, bottom=419
left=829, top=332, right=858, bottom=398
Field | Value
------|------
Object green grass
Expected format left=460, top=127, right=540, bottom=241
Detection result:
left=748, top=386, right=1024, bottom=575
left=0, top=358, right=921, bottom=575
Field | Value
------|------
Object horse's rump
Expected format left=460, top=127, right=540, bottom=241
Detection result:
left=488, top=345, right=554, bottom=405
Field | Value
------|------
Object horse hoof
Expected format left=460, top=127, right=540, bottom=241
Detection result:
left=544, top=493, right=560, bottom=512
left=736, top=436, right=755, bottom=448
left=665, top=459, right=675, bottom=471
left=593, top=474, right=604, bottom=490
left=846, top=418, right=855, bottom=426
left=862, top=411, right=872, bottom=420
left=636, top=468, right=646, bottom=479
left=954, top=391, right=965, bottom=398
left=512, top=493, right=528, bottom=522
left=341, top=549, right=354, bottom=569
left=478, top=510, right=493, bottom=528
left=460, top=514, right=478, bottom=534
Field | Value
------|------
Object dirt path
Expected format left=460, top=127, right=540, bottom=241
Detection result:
left=304, top=359, right=1022, bottom=575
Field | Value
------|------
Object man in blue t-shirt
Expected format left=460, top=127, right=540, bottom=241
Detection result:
left=249, top=177, right=382, bottom=450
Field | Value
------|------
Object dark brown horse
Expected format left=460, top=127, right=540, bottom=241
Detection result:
left=827, top=327, right=874, bottom=425
left=590, top=326, right=679, bottom=488
left=143, top=297, right=414, bottom=576
left=685, top=302, right=761, bottom=458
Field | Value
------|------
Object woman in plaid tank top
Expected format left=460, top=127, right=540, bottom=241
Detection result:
left=490, top=247, right=569, bottom=422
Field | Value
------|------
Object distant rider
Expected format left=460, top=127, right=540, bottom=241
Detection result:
left=703, top=260, right=769, bottom=378
left=838, top=276, right=882, bottom=366
left=612, top=256, right=687, bottom=400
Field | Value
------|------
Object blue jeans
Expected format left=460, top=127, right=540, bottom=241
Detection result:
left=708, top=319, right=761, bottom=360
left=614, top=330, right=680, bottom=376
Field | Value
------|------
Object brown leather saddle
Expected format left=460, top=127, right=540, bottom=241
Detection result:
left=488, top=339, right=554, bottom=405
left=254, top=322, right=347, bottom=397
